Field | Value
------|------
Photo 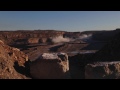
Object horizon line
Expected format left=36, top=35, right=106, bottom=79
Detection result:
left=0, top=29, right=117, bottom=32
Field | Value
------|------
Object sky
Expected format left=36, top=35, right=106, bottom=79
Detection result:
left=0, top=11, right=120, bottom=32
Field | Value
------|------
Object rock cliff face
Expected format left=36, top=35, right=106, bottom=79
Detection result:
left=0, top=40, right=29, bottom=79
left=30, top=53, right=70, bottom=79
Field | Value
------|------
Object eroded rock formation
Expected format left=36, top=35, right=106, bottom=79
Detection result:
left=30, top=53, right=70, bottom=79
left=0, top=40, right=29, bottom=79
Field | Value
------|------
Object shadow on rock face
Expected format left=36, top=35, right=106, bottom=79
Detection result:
left=68, top=53, right=95, bottom=79
left=14, top=60, right=32, bottom=78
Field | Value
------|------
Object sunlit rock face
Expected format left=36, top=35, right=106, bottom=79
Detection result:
left=30, top=53, right=70, bottom=79
left=28, top=38, right=40, bottom=44
left=85, top=61, right=120, bottom=79
left=0, top=40, right=29, bottom=79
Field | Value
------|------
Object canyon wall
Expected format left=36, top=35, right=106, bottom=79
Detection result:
left=1, top=29, right=120, bottom=45
left=0, top=30, right=65, bottom=45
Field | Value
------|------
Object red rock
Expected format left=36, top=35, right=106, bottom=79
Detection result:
left=0, top=40, right=29, bottom=79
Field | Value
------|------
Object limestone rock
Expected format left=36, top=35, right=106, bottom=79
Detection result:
left=85, top=61, right=120, bottom=79
left=30, top=53, right=70, bottom=79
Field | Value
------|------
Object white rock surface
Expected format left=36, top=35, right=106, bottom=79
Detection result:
left=41, top=53, right=58, bottom=59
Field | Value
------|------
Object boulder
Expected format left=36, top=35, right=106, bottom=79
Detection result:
left=30, top=53, right=70, bottom=79
left=85, top=61, right=120, bottom=79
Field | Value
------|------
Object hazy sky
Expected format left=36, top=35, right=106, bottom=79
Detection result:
left=0, top=11, right=120, bottom=32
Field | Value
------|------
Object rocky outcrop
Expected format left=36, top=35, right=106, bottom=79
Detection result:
left=0, top=40, right=29, bottom=79
left=85, top=61, right=120, bottom=79
left=1, top=41, right=28, bottom=66
left=30, top=53, right=70, bottom=79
